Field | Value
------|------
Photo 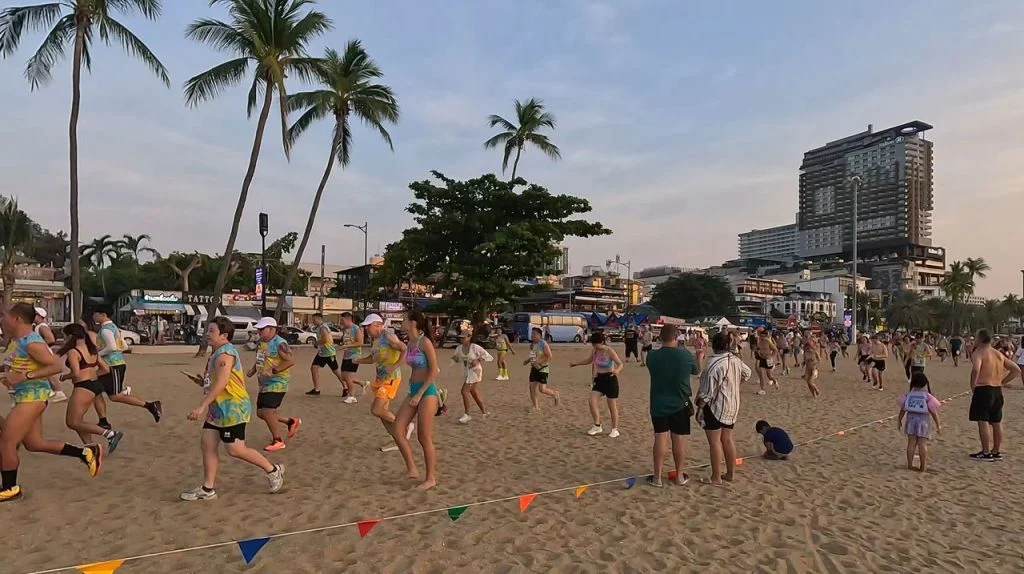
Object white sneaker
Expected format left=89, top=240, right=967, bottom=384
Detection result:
left=180, top=486, right=217, bottom=501
left=380, top=443, right=399, bottom=452
left=458, top=414, right=472, bottom=424
left=587, top=425, right=604, bottom=436
left=756, top=390, right=766, bottom=396
left=609, top=428, right=621, bottom=438
left=49, top=390, right=68, bottom=403
left=266, top=464, right=285, bottom=493
left=343, top=396, right=358, bottom=404
left=406, top=422, right=416, bottom=440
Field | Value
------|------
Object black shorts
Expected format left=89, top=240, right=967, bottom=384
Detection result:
left=857, top=354, right=869, bottom=364
left=969, top=386, right=1004, bottom=423
left=757, top=358, right=774, bottom=370
left=652, top=407, right=691, bottom=435
left=256, top=391, right=286, bottom=410
left=781, top=349, right=790, bottom=356
left=591, top=373, right=620, bottom=399
left=625, top=341, right=639, bottom=357
left=910, top=365, right=925, bottom=377
left=641, top=345, right=652, bottom=353
left=73, top=379, right=105, bottom=396
left=952, top=349, right=961, bottom=357
left=937, top=349, right=947, bottom=356
left=312, top=355, right=339, bottom=370
left=529, top=367, right=549, bottom=384
left=203, top=422, right=246, bottom=443
left=341, top=359, right=359, bottom=373
left=97, top=364, right=128, bottom=396
left=871, top=359, right=886, bottom=372
left=700, top=404, right=734, bottom=431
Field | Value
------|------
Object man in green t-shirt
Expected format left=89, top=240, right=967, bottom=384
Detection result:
left=645, top=325, right=699, bottom=487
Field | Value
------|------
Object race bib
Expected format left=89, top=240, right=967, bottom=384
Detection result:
left=202, top=375, right=212, bottom=393
left=255, top=351, right=267, bottom=370
left=765, top=360, right=774, bottom=368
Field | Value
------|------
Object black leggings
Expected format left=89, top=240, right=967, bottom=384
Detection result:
left=829, top=351, right=838, bottom=369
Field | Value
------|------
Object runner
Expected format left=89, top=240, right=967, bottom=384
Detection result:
left=452, top=321, right=493, bottom=424
left=774, top=330, right=791, bottom=376
left=868, top=334, right=888, bottom=391
left=57, top=323, right=123, bottom=453
left=32, top=308, right=67, bottom=402
left=640, top=326, right=654, bottom=367
left=247, top=318, right=301, bottom=451
left=0, top=303, right=101, bottom=502
left=908, top=335, right=933, bottom=386
left=525, top=327, right=559, bottom=409
left=570, top=332, right=624, bottom=438
left=693, top=331, right=708, bottom=370
left=1014, top=340, right=1024, bottom=386
left=493, top=328, right=514, bottom=381
left=965, top=335, right=976, bottom=361
left=336, top=312, right=368, bottom=402
left=802, top=331, right=821, bottom=397
left=950, top=333, right=964, bottom=367
left=827, top=336, right=839, bottom=372
left=180, top=317, right=284, bottom=500
left=753, top=329, right=779, bottom=395
left=646, top=325, right=698, bottom=486
left=839, top=332, right=850, bottom=359
left=623, top=325, right=639, bottom=363
left=354, top=314, right=410, bottom=452
left=856, top=335, right=872, bottom=381
left=91, top=304, right=161, bottom=427
left=936, top=335, right=949, bottom=363
left=305, top=313, right=347, bottom=397
left=392, top=311, right=440, bottom=490
left=968, top=329, right=1021, bottom=461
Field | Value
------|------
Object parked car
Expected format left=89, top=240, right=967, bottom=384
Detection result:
left=438, top=319, right=495, bottom=349
left=281, top=326, right=317, bottom=345
left=118, top=327, right=141, bottom=347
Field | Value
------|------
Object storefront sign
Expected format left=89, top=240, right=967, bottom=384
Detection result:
left=185, top=293, right=221, bottom=305
left=382, top=301, right=404, bottom=312
left=143, top=292, right=181, bottom=303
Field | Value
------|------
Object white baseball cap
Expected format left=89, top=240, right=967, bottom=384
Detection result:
left=34, top=307, right=47, bottom=319
left=360, top=313, right=384, bottom=326
left=254, top=317, right=278, bottom=330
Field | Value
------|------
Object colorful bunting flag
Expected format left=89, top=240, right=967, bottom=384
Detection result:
left=237, top=537, right=271, bottom=564
left=574, top=485, right=588, bottom=499
left=78, top=559, right=125, bottom=574
left=518, top=493, right=537, bottom=512
left=357, top=519, right=381, bottom=538
left=625, top=477, right=636, bottom=489
left=447, top=506, right=468, bottom=521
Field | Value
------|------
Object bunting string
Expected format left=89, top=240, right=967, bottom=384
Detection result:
left=25, top=389, right=973, bottom=574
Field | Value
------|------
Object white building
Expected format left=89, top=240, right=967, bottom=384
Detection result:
left=738, top=222, right=799, bottom=260
left=766, top=291, right=836, bottom=321
left=795, top=275, right=867, bottom=323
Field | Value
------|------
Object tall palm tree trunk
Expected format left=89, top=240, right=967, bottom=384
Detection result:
left=196, top=85, right=275, bottom=356
left=509, top=144, right=523, bottom=181
left=69, top=24, right=85, bottom=321
left=273, top=124, right=340, bottom=322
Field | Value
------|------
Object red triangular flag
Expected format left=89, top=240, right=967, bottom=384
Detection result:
left=518, top=493, right=537, bottom=512
left=667, top=470, right=678, bottom=481
left=357, top=519, right=381, bottom=538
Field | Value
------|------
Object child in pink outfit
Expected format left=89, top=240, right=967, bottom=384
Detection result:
left=897, top=372, right=941, bottom=472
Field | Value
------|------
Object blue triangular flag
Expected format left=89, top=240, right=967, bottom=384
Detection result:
left=625, top=477, right=636, bottom=489
left=237, top=537, right=271, bottom=564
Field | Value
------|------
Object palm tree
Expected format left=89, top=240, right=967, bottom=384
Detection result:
left=271, top=41, right=399, bottom=321
left=0, top=1, right=169, bottom=320
left=80, top=234, right=125, bottom=297
left=965, top=257, right=991, bottom=284
left=185, top=0, right=331, bottom=347
left=121, top=233, right=160, bottom=262
left=942, top=261, right=972, bottom=304
left=884, top=290, right=928, bottom=331
left=484, top=98, right=561, bottom=181
left=0, top=197, right=34, bottom=308
left=1002, top=294, right=1022, bottom=327
left=981, top=299, right=1007, bottom=333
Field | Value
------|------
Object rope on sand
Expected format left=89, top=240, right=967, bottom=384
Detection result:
left=24, top=389, right=975, bottom=574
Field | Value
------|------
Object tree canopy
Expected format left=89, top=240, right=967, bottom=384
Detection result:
left=374, top=171, right=609, bottom=321
left=649, top=274, right=736, bottom=319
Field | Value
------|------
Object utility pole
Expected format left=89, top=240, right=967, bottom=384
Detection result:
left=344, top=222, right=369, bottom=316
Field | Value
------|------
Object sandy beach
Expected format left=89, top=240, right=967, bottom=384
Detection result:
left=6, top=344, right=1024, bottom=573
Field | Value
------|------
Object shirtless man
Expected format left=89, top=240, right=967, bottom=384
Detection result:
left=968, top=329, right=1021, bottom=461
left=802, top=330, right=821, bottom=397
left=868, top=334, right=888, bottom=391
left=753, top=329, right=779, bottom=395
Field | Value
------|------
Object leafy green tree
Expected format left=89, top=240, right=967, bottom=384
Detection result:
left=883, top=290, right=929, bottom=331
left=0, top=197, right=35, bottom=307
left=273, top=41, right=399, bottom=321
left=0, top=0, right=169, bottom=319
left=80, top=234, right=125, bottom=297
left=185, top=0, right=330, bottom=353
left=484, top=98, right=561, bottom=180
left=374, top=172, right=609, bottom=322
left=650, top=274, right=736, bottom=319
left=25, top=227, right=68, bottom=269
left=121, top=233, right=160, bottom=262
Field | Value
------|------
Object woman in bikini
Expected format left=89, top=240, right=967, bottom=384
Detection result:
left=493, top=329, right=514, bottom=381
left=58, top=324, right=123, bottom=453
left=393, top=311, right=440, bottom=491
left=570, top=332, right=624, bottom=438
left=802, top=333, right=821, bottom=397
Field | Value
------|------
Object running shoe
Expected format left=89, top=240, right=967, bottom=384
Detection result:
left=380, top=443, right=399, bottom=453
left=969, top=451, right=991, bottom=460
left=83, top=444, right=102, bottom=478
left=305, top=389, right=321, bottom=396
left=756, top=390, right=766, bottom=396
left=359, top=381, right=369, bottom=395
left=147, top=401, right=162, bottom=423
left=180, top=486, right=217, bottom=501
left=458, top=414, right=472, bottom=424
left=989, top=452, right=1003, bottom=462
left=266, top=464, right=285, bottom=493
left=107, top=431, right=124, bottom=454
left=50, top=390, right=68, bottom=403
left=343, top=396, right=358, bottom=404
left=264, top=440, right=286, bottom=452
left=586, top=425, right=604, bottom=436
left=0, top=485, right=23, bottom=502
left=98, top=419, right=112, bottom=431
left=609, top=428, right=621, bottom=438
left=287, top=418, right=302, bottom=438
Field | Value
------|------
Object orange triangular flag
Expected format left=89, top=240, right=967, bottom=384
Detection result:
left=78, top=559, right=125, bottom=574
left=574, top=485, right=588, bottom=499
left=357, top=519, right=381, bottom=538
left=518, top=493, right=537, bottom=512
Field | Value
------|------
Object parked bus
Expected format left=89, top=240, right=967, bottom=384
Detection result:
left=512, top=311, right=588, bottom=343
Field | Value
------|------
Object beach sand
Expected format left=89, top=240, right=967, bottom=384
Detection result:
left=6, top=345, right=1024, bottom=573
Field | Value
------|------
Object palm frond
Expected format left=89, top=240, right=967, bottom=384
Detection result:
left=24, top=12, right=74, bottom=90
left=333, top=112, right=352, bottom=167
left=285, top=93, right=330, bottom=146
left=524, top=133, right=561, bottom=160
left=501, top=140, right=517, bottom=173
left=483, top=131, right=513, bottom=150
left=184, top=18, right=250, bottom=54
left=285, top=9, right=333, bottom=52
left=0, top=2, right=64, bottom=58
left=183, top=56, right=250, bottom=106
left=97, top=15, right=170, bottom=86
left=275, top=76, right=291, bottom=160
left=487, top=114, right=516, bottom=132
left=105, top=0, right=163, bottom=20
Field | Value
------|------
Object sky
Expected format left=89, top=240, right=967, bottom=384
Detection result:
left=1, top=0, right=1023, bottom=297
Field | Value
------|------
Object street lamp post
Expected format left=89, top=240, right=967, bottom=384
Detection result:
left=258, top=212, right=269, bottom=315
left=606, top=255, right=632, bottom=312
left=848, top=176, right=862, bottom=344
left=344, top=222, right=369, bottom=316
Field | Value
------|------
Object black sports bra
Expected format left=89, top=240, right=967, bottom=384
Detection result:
left=70, top=348, right=98, bottom=370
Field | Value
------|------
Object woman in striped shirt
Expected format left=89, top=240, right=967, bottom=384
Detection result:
left=695, top=331, right=751, bottom=486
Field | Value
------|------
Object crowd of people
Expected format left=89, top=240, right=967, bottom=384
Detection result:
left=1, top=300, right=1022, bottom=501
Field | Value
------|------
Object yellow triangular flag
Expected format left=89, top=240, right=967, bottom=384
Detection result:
left=78, top=559, right=125, bottom=574
left=574, top=485, right=588, bottom=499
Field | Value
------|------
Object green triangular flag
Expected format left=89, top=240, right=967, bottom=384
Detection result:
left=447, top=506, right=468, bottom=521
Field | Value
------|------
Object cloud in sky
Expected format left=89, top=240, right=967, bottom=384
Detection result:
left=1, top=0, right=1023, bottom=297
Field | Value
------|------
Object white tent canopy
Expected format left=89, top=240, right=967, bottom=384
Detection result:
left=715, top=317, right=733, bottom=327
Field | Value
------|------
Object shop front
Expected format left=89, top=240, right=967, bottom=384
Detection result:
left=8, top=279, right=71, bottom=323
left=117, top=290, right=188, bottom=343
left=289, top=296, right=353, bottom=327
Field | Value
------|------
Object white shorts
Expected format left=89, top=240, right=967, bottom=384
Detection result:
left=464, top=368, right=483, bottom=385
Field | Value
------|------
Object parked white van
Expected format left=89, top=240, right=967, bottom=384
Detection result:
left=194, top=315, right=259, bottom=345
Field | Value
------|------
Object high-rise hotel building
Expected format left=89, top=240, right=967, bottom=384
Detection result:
left=797, top=121, right=934, bottom=259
